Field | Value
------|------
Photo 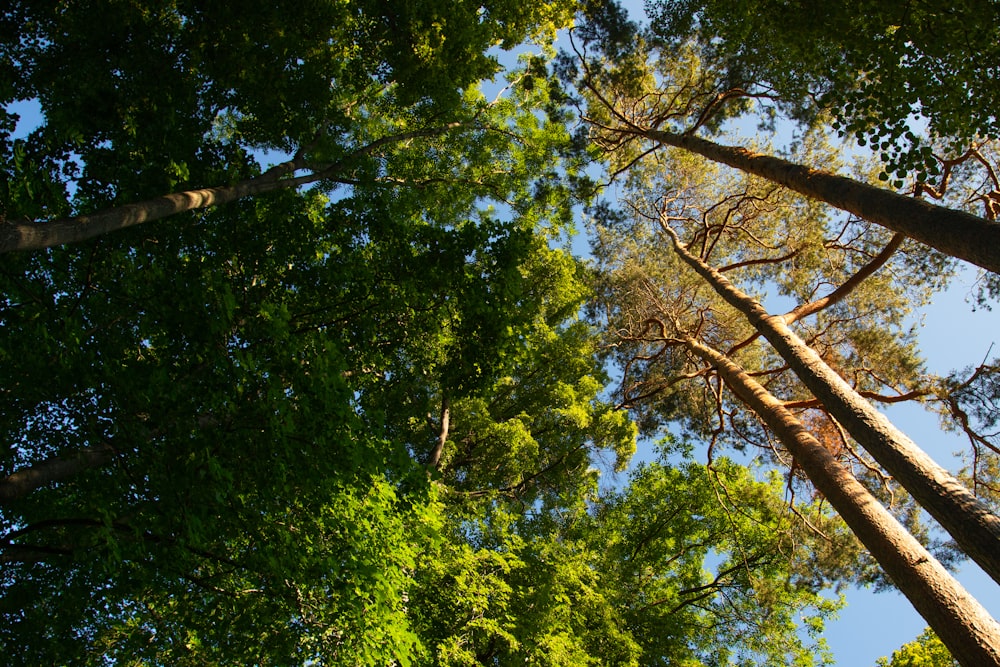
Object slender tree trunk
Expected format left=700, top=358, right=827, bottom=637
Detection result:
left=637, top=128, right=1000, bottom=274
left=662, top=223, right=1000, bottom=587
left=683, top=334, right=1000, bottom=667
left=0, top=124, right=463, bottom=253
left=429, top=395, right=450, bottom=470
left=0, top=158, right=316, bottom=253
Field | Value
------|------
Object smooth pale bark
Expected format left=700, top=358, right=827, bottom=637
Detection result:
left=428, top=396, right=450, bottom=470
left=639, top=128, right=1000, bottom=274
left=684, top=334, right=1000, bottom=667
left=0, top=158, right=313, bottom=253
left=0, top=124, right=462, bottom=253
left=0, top=444, right=115, bottom=503
left=662, top=224, right=1000, bottom=587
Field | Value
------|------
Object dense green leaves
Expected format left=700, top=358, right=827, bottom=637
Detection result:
left=590, top=451, right=845, bottom=666
left=876, top=628, right=960, bottom=667
left=5, top=2, right=997, bottom=665
left=0, top=2, right=608, bottom=660
left=646, top=0, right=1000, bottom=177
left=411, top=445, right=846, bottom=666
left=0, top=0, right=579, bottom=230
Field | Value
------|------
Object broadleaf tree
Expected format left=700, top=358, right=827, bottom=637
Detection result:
left=4, top=1, right=998, bottom=664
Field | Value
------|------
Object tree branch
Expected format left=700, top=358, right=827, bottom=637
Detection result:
left=1, top=123, right=463, bottom=253
left=783, top=233, right=905, bottom=325
left=0, top=442, right=116, bottom=504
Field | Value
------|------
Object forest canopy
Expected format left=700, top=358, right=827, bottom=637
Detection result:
left=2, top=1, right=1000, bottom=665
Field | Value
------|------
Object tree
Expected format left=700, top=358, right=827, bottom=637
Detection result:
left=586, top=127, right=1000, bottom=663
left=657, top=207, right=1000, bottom=588
left=646, top=0, right=1000, bottom=179
left=563, top=4, right=1000, bottom=275
left=0, top=4, right=631, bottom=660
left=588, top=451, right=846, bottom=666
left=0, top=138, right=603, bottom=664
left=412, top=442, right=851, bottom=666
left=0, top=0, right=578, bottom=251
left=876, top=628, right=960, bottom=667
left=679, top=333, right=1000, bottom=667
left=569, top=1, right=1000, bottom=584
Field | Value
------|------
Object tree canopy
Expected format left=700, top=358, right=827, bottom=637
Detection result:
left=876, top=628, right=960, bottom=667
left=3, top=1, right=1000, bottom=665
left=646, top=0, right=1000, bottom=179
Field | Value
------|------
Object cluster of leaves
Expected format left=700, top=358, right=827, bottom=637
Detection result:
left=646, top=0, right=1000, bottom=181
left=876, top=627, right=959, bottom=667
left=412, top=443, right=848, bottom=666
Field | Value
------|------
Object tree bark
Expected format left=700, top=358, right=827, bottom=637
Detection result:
left=0, top=443, right=115, bottom=503
left=428, top=395, right=450, bottom=470
left=0, top=123, right=463, bottom=253
left=0, top=158, right=314, bottom=253
left=662, top=223, right=1000, bottom=587
left=683, top=334, right=1000, bottom=667
left=638, top=128, right=1000, bottom=274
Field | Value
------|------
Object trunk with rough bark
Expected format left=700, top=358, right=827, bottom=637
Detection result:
left=663, top=225, right=1000, bottom=587
left=640, top=128, right=1000, bottom=274
left=683, top=334, right=1000, bottom=667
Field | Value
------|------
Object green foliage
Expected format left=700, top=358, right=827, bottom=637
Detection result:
left=588, top=129, right=942, bottom=439
left=0, top=4, right=613, bottom=660
left=875, top=627, right=959, bottom=667
left=646, top=0, right=1000, bottom=178
left=0, top=0, right=579, bottom=223
left=0, top=2, right=955, bottom=664
left=593, top=453, right=845, bottom=666
left=583, top=106, right=967, bottom=587
left=939, top=359, right=1000, bottom=512
left=411, top=446, right=845, bottom=666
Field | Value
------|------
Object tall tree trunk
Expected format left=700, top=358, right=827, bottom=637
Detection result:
left=661, top=223, right=1000, bottom=587
left=683, top=334, right=1000, bottom=667
left=636, top=128, right=1000, bottom=274
left=0, top=157, right=314, bottom=253
left=0, top=124, right=462, bottom=253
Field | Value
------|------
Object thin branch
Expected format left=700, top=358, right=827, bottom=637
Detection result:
left=783, top=233, right=905, bottom=325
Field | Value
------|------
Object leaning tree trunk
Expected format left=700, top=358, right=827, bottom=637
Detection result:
left=636, top=127, right=1000, bottom=275
left=0, top=444, right=115, bottom=503
left=0, top=124, right=462, bottom=253
left=0, top=156, right=316, bottom=253
left=683, top=334, right=1000, bottom=667
left=661, top=224, right=1000, bottom=587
